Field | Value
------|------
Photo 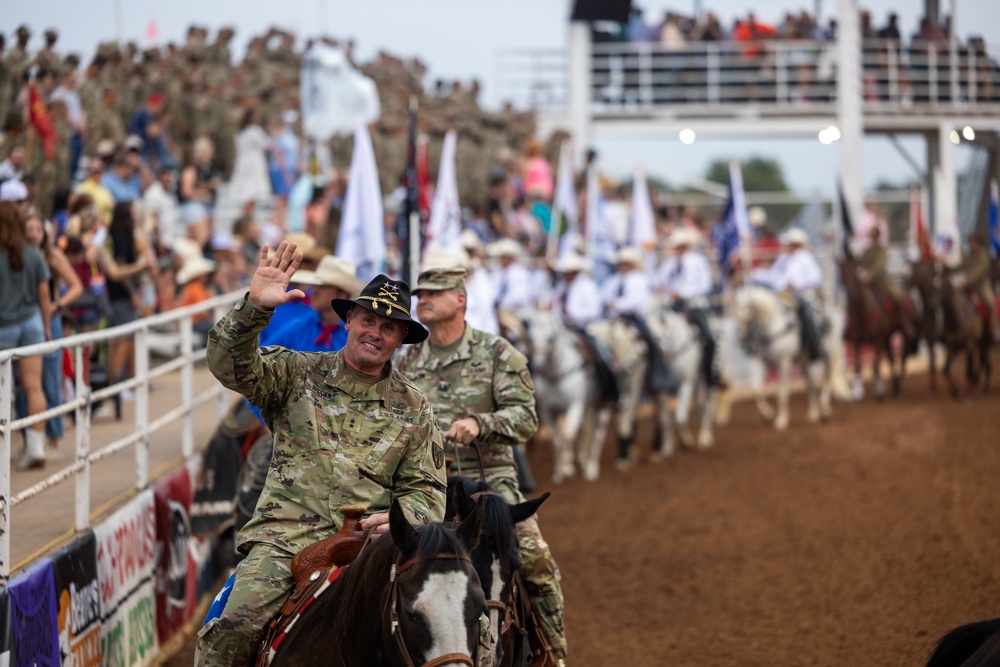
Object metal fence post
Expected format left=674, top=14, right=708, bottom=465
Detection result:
left=0, top=356, right=12, bottom=581
left=135, top=327, right=149, bottom=490
left=181, top=317, right=194, bottom=459
left=75, top=345, right=91, bottom=532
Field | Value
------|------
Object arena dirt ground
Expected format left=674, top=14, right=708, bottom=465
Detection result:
left=164, top=369, right=1000, bottom=667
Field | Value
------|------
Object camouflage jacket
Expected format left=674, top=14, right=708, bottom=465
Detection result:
left=395, top=324, right=538, bottom=480
left=207, top=295, right=447, bottom=554
left=960, top=246, right=990, bottom=291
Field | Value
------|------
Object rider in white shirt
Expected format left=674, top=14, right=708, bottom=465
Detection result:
left=661, top=228, right=720, bottom=387
left=552, top=252, right=620, bottom=405
left=552, top=254, right=603, bottom=328
left=765, top=228, right=824, bottom=359
left=488, top=238, right=535, bottom=314
left=603, top=247, right=653, bottom=317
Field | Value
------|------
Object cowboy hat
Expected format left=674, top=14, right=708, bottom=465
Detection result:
left=748, top=206, right=768, bottom=227
left=779, top=228, right=810, bottom=246
left=554, top=253, right=591, bottom=274
left=291, top=255, right=362, bottom=295
left=420, top=247, right=469, bottom=272
left=486, top=238, right=523, bottom=258
left=614, top=246, right=643, bottom=267
left=176, top=256, right=216, bottom=285
left=666, top=227, right=700, bottom=249
left=331, top=274, right=428, bottom=344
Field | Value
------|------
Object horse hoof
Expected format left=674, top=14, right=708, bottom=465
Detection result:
left=650, top=447, right=673, bottom=462
left=614, top=458, right=633, bottom=472
left=583, top=462, right=600, bottom=481
left=697, top=435, right=714, bottom=450
left=774, top=416, right=789, bottom=431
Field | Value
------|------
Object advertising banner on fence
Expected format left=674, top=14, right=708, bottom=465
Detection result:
left=154, top=465, right=198, bottom=645
left=52, top=530, right=103, bottom=667
left=95, top=489, right=158, bottom=667
left=8, top=559, right=60, bottom=665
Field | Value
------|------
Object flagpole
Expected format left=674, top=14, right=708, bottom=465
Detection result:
left=407, top=96, right=420, bottom=286
left=546, top=141, right=567, bottom=265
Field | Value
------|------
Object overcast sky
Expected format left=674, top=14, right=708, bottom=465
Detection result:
left=7, top=0, right=997, bottom=196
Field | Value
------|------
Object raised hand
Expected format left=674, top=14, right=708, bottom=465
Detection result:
left=248, top=241, right=305, bottom=309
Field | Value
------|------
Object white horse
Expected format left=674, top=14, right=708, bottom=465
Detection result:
left=590, top=305, right=715, bottom=468
left=732, top=285, right=832, bottom=430
left=646, top=302, right=717, bottom=455
left=522, top=310, right=611, bottom=483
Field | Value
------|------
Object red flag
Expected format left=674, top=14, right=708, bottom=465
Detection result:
left=28, top=83, right=56, bottom=159
left=416, top=135, right=430, bottom=218
left=910, top=186, right=933, bottom=262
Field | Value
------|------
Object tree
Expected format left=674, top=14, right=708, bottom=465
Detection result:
left=705, top=156, right=798, bottom=228
left=705, top=156, right=790, bottom=193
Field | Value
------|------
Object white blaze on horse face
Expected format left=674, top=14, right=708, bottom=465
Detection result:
left=414, top=571, right=475, bottom=661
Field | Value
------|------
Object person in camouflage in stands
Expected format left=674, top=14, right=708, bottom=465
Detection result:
left=195, top=240, right=446, bottom=667
left=396, top=266, right=568, bottom=666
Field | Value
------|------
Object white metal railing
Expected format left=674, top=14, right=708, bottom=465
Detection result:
left=498, top=38, right=1000, bottom=112
left=0, top=289, right=242, bottom=580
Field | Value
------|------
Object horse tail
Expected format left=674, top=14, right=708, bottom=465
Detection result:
left=925, top=617, right=1000, bottom=667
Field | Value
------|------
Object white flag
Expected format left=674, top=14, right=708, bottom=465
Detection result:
left=300, top=43, right=381, bottom=141
left=337, top=122, right=385, bottom=280
left=547, top=142, right=579, bottom=262
left=585, top=164, right=615, bottom=268
left=426, top=130, right=462, bottom=253
left=629, top=164, right=657, bottom=251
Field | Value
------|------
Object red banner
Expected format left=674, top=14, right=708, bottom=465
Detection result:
left=28, top=83, right=56, bottom=159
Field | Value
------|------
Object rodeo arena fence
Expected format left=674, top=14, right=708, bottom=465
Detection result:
left=0, top=290, right=242, bottom=666
left=0, top=234, right=922, bottom=665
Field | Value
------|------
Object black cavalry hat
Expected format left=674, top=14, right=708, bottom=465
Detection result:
left=331, top=274, right=428, bottom=345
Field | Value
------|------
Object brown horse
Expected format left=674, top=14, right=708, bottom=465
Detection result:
left=839, top=256, right=920, bottom=400
left=939, top=269, right=993, bottom=397
left=907, top=260, right=945, bottom=393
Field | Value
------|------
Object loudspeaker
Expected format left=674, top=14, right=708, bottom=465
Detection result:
left=570, top=0, right=632, bottom=23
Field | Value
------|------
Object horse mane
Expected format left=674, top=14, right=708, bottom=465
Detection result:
left=452, top=477, right=517, bottom=555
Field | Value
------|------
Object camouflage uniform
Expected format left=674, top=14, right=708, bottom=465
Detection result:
left=959, top=243, right=999, bottom=334
left=196, top=295, right=447, bottom=667
left=858, top=243, right=901, bottom=300
left=395, top=268, right=567, bottom=659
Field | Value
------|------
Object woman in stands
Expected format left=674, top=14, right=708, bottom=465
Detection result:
left=0, top=202, right=53, bottom=469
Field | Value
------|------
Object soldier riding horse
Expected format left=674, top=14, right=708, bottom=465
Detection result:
left=840, top=251, right=920, bottom=401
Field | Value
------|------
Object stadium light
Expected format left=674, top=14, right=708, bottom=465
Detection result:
left=962, top=126, right=975, bottom=141
left=679, top=128, right=696, bottom=144
left=949, top=130, right=961, bottom=144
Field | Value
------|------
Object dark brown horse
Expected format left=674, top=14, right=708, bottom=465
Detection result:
left=839, top=256, right=920, bottom=400
left=271, top=501, right=486, bottom=667
left=939, top=269, right=993, bottom=397
left=445, top=476, right=550, bottom=667
left=908, top=259, right=945, bottom=393
left=926, top=617, right=1000, bottom=667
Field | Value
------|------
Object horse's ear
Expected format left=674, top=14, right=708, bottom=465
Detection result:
left=509, top=492, right=549, bottom=524
left=445, top=477, right=471, bottom=522
left=389, top=500, right=419, bottom=556
left=455, top=497, right=484, bottom=552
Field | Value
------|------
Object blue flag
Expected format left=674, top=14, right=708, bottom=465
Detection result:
left=711, top=162, right=750, bottom=278
left=990, top=180, right=999, bottom=257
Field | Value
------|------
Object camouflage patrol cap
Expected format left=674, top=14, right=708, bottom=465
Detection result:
left=415, top=267, right=467, bottom=294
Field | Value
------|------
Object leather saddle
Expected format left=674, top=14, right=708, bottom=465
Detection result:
left=255, top=505, right=369, bottom=666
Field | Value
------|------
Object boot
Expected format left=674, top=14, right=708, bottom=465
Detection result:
left=46, top=437, right=64, bottom=462
left=16, top=429, right=47, bottom=471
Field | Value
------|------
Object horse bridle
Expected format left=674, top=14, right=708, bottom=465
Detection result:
left=384, top=551, right=477, bottom=667
left=448, top=443, right=514, bottom=633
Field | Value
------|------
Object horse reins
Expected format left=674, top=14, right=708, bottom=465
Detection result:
left=447, top=439, right=488, bottom=485
left=384, top=551, right=476, bottom=667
